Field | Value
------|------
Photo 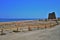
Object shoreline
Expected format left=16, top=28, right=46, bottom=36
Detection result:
left=0, top=20, right=34, bottom=24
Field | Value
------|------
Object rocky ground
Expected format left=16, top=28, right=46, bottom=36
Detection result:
left=0, top=25, right=60, bottom=40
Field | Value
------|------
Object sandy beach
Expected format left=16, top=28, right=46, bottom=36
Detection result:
left=0, top=20, right=59, bottom=40
left=0, top=25, right=60, bottom=40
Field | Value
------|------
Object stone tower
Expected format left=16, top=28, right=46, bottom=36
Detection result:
left=48, top=12, right=56, bottom=20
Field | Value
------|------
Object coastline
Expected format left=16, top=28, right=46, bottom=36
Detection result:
left=0, top=20, right=34, bottom=24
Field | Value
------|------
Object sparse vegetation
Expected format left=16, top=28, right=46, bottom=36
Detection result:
left=0, top=20, right=58, bottom=35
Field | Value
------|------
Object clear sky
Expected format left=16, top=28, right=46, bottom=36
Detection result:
left=0, top=0, right=60, bottom=19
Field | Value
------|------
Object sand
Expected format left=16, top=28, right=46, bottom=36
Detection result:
left=0, top=20, right=57, bottom=30
left=0, top=25, right=60, bottom=40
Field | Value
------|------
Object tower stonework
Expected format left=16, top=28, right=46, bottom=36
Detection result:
left=48, top=12, right=56, bottom=20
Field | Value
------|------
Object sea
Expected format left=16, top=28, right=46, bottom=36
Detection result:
left=0, top=18, right=39, bottom=22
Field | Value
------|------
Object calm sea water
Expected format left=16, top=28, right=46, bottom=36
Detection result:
left=0, top=18, right=38, bottom=22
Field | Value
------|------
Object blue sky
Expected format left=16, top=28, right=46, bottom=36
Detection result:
left=0, top=0, right=60, bottom=19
